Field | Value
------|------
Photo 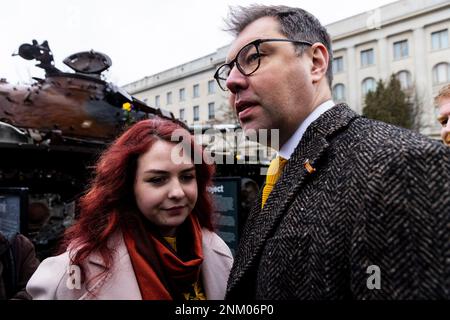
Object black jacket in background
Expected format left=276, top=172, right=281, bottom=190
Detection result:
left=0, top=233, right=40, bottom=300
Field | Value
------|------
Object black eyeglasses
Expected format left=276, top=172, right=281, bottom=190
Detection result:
left=214, top=38, right=313, bottom=91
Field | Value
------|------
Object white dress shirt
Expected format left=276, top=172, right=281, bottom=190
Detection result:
left=278, top=100, right=335, bottom=160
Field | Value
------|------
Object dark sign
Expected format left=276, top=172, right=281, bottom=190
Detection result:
left=0, top=187, right=28, bottom=239
left=209, top=177, right=240, bottom=256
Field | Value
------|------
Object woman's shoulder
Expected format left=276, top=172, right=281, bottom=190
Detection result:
left=201, top=228, right=223, bottom=246
left=26, top=252, right=71, bottom=299
left=35, top=251, right=71, bottom=274
left=201, top=228, right=233, bottom=258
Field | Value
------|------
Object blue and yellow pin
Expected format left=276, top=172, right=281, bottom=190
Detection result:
left=303, top=159, right=316, bottom=174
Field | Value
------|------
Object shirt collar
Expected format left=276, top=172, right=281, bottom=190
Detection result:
left=278, top=100, right=335, bottom=160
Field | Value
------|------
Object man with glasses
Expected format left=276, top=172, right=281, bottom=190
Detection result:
left=216, top=5, right=450, bottom=300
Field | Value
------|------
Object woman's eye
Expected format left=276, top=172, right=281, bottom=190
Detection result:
left=181, top=175, right=195, bottom=182
left=148, top=177, right=166, bottom=184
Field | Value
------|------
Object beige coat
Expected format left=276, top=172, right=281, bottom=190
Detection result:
left=26, top=228, right=233, bottom=300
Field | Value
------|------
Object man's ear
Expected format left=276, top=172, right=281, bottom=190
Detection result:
left=310, top=43, right=329, bottom=84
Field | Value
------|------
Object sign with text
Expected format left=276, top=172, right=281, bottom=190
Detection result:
left=209, top=177, right=240, bottom=256
left=0, top=187, right=28, bottom=239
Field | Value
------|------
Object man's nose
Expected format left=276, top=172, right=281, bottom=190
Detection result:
left=226, top=66, right=249, bottom=93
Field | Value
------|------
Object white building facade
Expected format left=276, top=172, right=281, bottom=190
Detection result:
left=123, top=0, right=450, bottom=139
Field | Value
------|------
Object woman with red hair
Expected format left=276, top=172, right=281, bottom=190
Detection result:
left=26, top=117, right=233, bottom=300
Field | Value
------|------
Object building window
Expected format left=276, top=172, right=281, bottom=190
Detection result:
left=166, top=91, right=173, bottom=105
left=332, top=57, right=344, bottom=74
left=332, top=84, right=346, bottom=102
left=362, top=78, right=376, bottom=95
left=361, top=49, right=374, bottom=67
left=179, top=108, right=185, bottom=121
left=193, top=105, right=199, bottom=121
left=193, top=84, right=200, bottom=98
left=208, top=102, right=215, bottom=119
left=433, top=63, right=450, bottom=85
left=208, top=80, right=215, bottom=94
left=179, top=88, right=185, bottom=101
left=396, top=70, right=412, bottom=89
left=393, top=40, right=409, bottom=60
left=431, top=29, right=449, bottom=50
left=155, top=95, right=160, bottom=108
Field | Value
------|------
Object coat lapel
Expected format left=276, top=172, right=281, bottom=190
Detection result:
left=78, top=232, right=142, bottom=300
left=227, top=104, right=359, bottom=296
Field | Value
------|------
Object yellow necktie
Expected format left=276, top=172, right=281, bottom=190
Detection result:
left=261, top=156, right=288, bottom=208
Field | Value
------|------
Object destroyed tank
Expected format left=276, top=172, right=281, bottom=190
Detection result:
left=0, top=40, right=174, bottom=258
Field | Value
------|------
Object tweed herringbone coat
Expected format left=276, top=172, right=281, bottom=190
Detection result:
left=226, top=104, right=450, bottom=300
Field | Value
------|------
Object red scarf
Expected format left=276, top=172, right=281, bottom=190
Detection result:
left=123, top=213, right=203, bottom=300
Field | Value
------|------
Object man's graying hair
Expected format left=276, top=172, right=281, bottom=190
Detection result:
left=225, top=5, right=333, bottom=88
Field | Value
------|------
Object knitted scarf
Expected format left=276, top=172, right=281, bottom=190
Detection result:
left=123, top=213, right=203, bottom=300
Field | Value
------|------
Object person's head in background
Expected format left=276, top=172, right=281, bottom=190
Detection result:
left=28, top=202, right=50, bottom=234
left=62, top=117, right=215, bottom=269
left=215, top=5, right=333, bottom=147
left=241, top=178, right=259, bottom=205
left=435, top=84, right=450, bottom=146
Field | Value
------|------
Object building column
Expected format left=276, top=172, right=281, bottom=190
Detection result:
left=378, top=37, right=389, bottom=80
left=346, top=46, right=360, bottom=113
left=413, top=27, right=429, bottom=99
left=413, top=27, right=433, bottom=135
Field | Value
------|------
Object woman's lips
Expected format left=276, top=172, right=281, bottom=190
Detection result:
left=162, top=206, right=187, bottom=214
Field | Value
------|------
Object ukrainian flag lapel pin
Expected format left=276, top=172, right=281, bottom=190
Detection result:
left=304, top=159, right=316, bottom=174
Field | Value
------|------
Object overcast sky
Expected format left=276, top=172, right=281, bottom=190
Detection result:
left=1, top=0, right=396, bottom=86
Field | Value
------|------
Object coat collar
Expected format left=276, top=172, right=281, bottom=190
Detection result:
left=85, top=232, right=127, bottom=268
left=84, top=228, right=232, bottom=267
left=75, top=231, right=140, bottom=300
left=202, top=228, right=233, bottom=258
left=227, top=104, right=359, bottom=296
left=77, top=227, right=232, bottom=300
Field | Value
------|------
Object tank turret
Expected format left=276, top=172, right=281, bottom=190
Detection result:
left=1, top=40, right=173, bottom=147
left=0, top=40, right=174, bottom=258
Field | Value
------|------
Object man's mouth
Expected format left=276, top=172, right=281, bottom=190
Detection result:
left=235, top=100, right=257, bottom=115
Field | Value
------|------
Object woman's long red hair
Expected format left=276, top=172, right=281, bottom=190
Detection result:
left=61, top=117, right=215, bottom=279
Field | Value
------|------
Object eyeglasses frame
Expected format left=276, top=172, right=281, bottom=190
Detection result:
left=214, top=38, right=314, bottom=91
